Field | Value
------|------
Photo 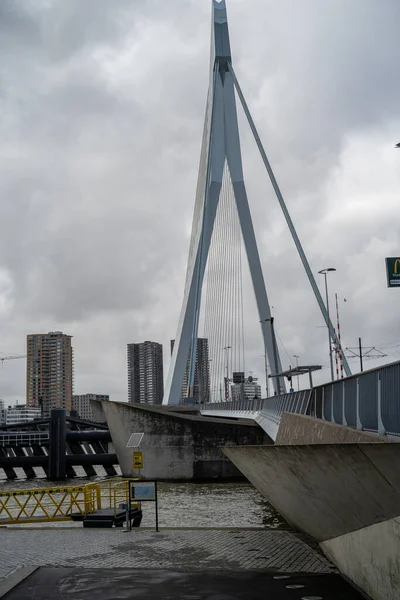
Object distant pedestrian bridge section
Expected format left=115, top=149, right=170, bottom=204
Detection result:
left=201, top=391, right=311, bottom=442
left=201, top=359, right=400, bottom=441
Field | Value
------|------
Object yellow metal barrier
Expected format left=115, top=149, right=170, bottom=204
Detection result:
left=0, top=478, right=140, bottom=525
left=0, top=485, right=87, bottom=525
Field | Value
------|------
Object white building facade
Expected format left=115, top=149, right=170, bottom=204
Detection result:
left=6, top=405, right=41, bottom=425
left=231, top=376, right=261, bottom=402
left=72, top=394, right=109, bottom=421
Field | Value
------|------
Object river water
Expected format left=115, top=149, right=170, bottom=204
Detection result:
left=0, top=471, right=286, bottom=529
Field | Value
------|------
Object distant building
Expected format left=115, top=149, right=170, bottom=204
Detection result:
left=0, top=400, right=6, bottom=425
left=26, top=331, right=73, bottom=417
left=127, top=341, right=164, bottom=405
left=171, top=338, right=210, bottom=404
left=231, top=375, right=261, bottom=402
left=72, top=394, right=109, bottom=421
left=6, top=405, right=41, bottom=425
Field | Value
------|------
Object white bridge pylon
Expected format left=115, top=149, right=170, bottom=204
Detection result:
left=163, top=0, right=286, bottom=405
left=163, top=0, right=351, bottom=405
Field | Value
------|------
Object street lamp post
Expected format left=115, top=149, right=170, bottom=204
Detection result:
left=318, top=268, right=336, bottom=381
left=261, top=354, right=269, bottom=397
left=260, top=317, right=281, bottom=393
left=293, top=354, right=300, bottom=391
left=223, top=346, right=231, bottom=401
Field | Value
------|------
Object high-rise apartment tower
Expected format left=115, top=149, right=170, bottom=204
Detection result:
left=127, top=341, right=163, bottom=405
left=26, top=331, right=73, bottom=417
left=170, top=338, right=210, bottom=404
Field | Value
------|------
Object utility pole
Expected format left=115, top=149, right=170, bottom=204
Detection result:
left=261, top=354, right=269, bottom=397
left=345, top=342, right=387, bottom=371
left=318, top=268, right=336, bottom=381
left=293, top=355, right=300, bottom=391
left=223, top=346, right=231, bottom=401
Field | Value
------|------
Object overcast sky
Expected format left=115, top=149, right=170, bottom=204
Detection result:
left=1, top=0, right=400, bottom=404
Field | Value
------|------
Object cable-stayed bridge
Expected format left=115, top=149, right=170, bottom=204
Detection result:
left=163, top=0, right=351, bottom=408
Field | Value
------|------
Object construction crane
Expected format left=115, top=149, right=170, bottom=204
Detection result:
left=0, top=355, right=26, bottom=365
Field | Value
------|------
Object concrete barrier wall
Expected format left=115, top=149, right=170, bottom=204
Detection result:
left=222, top=442, right=400, bottom=598
left=223, top=443, right=400, bottom=542
left=321, top=517, right=400, bottom=600
left=102, top=400, right=270, bottom=480
left=276, top=413, right=390, bottom=445
left=91, top=400, right=107, bottom=424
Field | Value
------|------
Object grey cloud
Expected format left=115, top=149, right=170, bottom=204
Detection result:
left=0, top=0, right=399, bottom=403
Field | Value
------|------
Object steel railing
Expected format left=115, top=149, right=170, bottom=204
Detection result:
left=202, top=390, right=311, bottom=419
left=0, top=432, right=49, bottom=446
left=201, top=359, right=400, bottom=437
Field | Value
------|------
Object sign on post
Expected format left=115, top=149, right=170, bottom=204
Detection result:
left=131, top=482, right=156, bottom=500
left=133, top=451, right=143, bottom=469
left=385, top=257, right=400, bottom=288
left=129, top=481, right=159, bottom=531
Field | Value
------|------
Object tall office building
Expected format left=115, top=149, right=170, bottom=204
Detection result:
left=72, top=394, right=109, bottom=421
left=26, top=331, right=73, bottom=417
left=170, top=338, right=210, bottom=404
left=127, top=341, right=163, bottom=405
left=231, top=374, right=261, bottom=402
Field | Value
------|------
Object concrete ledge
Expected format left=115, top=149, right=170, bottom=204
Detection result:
left=0, top=567, right=38, bottom=598
left=276, top=413, right=390, bottom=445
left=223, top=443, right=400, bottom=542
left=321, top=516, right=400, bottom=600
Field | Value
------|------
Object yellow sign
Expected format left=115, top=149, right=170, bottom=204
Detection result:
left=395, top=259, right=400, bottom=274
left=133, top=451, right=143, bottom=469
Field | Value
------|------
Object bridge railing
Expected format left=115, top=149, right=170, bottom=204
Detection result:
left=202, top=390, right=312, bottom=419
left=311, top=359, right=400, bottom=436
left=202, top=359, right=400, bottom=437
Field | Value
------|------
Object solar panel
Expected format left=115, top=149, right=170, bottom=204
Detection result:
left=126, top=432, right=144, bottom=448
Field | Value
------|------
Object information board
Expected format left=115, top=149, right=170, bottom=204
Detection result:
left=131, top=482, right=156, bottom=500
left=128, top=480, right=159, bottom=531
left=385, top=257, right=400, bottom=288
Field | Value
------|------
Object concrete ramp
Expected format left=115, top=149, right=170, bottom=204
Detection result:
left=222, top=442, right=400, bottom=600
left=276, top=412, right=391, bottom=445
left=223, top=443, right=400, bottom=542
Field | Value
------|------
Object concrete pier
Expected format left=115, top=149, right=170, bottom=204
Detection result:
left=222, top=413, right=400, bottom=600
left=98, top=400, right=271, bottom=480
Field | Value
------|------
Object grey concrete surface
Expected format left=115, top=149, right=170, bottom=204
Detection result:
left=4, top=567, right=365, bottom=600
left=223, top=443, right=400, bottom=542
left=321, top=516, right=400, bottom=600
left=101, top=400, right=270, bottom=480
left=0, top=529, right=333, bottom=578
left=90, top=400, right=107, bottom=423
left=275, top=412, right=390, bottom=445
left=0, top=567, right=38, bottom=599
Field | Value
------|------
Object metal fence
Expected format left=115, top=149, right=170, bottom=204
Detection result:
left=202, top=359, right=400, bottom=437
left=311, top=359, right=400, bottom=435
left=0, top=432, right=49, bottom=447
left=201, top=390, right=312, bottom=440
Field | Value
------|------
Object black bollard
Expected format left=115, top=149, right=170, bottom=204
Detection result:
left=48, top=409, right=67, bottom=480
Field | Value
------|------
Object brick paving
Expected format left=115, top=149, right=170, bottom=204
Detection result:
left=0, top=528, right=334, bottom=579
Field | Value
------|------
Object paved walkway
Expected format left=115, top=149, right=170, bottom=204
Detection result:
left=0, top=528, right=333, bottom=577
left=4, top=567, right=364, bottom=600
